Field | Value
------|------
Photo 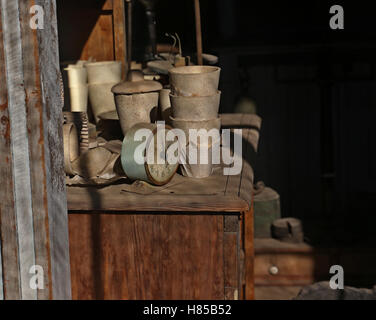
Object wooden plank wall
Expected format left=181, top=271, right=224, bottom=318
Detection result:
left=0, top=0, right=71, bottom=299
left=57, top=0, right=127, bottom=76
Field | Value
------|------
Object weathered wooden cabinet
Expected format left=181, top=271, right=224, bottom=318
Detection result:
left=68, top=209, right=247, bottom=299
left=67, top=114, right=260, bottom=300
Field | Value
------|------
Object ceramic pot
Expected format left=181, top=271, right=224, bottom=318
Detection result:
left=88, top=82, right=117, bottom=123
left=114, top=92, right=159, bottom=135
left=179, top=138, right=220, bottom=178
left=112, top=79, right=162, bottom=135
left=85, top=61, right=122, bottom=85
left=170, top=91, right=221, bottom=121
left=169, top=66, right=220, bottom=97
left=169, top=116, right=221, bottom=145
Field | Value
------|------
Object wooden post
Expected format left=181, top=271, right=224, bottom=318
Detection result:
left=0, top=0, right=71, bottom=299
left=194, top=0, right=203, bottom=65
left=113, top=0, right=128, bottom=79
left=244, top=204, right=255, bottom=300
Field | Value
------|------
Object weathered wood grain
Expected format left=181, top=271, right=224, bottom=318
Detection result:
left=0, top=7, right=20, bottom=300
left=224, top=232, right=239, bottom=299
left=67, top=112, right=259, bottom=300
left=69, top=193, right=248, bottom=213
left=69, top=213, right=225, bottom=299
left=244, top=205, right=255, bottom=300
left=0, top=0, right=71, bottom=299
left=113, top=0, right=127, bottom=78
left=35, top=0, right=71, bottom=300
left=1, top=0, right=36, bottom=300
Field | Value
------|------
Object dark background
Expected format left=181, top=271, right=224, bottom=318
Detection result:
left=145, top=0, right=376, bottom=247
left=58, top=0, right=376, bottom=248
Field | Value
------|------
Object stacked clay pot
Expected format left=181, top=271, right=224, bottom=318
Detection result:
left=168, top=66, right=221, bottom=178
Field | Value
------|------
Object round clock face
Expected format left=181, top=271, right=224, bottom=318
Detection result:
left=145, top=126, right=179, bottom=185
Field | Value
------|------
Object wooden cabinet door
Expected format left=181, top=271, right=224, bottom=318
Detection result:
left=69, top=213, right=236, bottom=300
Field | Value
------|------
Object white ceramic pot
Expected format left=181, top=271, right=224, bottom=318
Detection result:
left=85, top=61, right=122, bottom=85
left=169, top=66, right=220, bottom=97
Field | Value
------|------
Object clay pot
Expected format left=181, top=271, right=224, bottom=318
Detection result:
left=179, top=138, right=221, bottom=178
left=114, top=93, right=159, bottom=135
left=169, top=116, right=221, bottom=144
left=170, top=91, right=221, bottom=121
left=169, top=66, right=220, bottom=97
left=85, top=61, right=122, bottom=85
left=112, top=79, right=162, bottom=135
left=88, top=82, right=118, bottom=123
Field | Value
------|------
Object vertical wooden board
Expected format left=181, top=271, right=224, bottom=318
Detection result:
left=69, top=213, right=225, bottom=300
left=68, top=214, right=97, bottom=299
left=0, top=7, right=21, bottom=300
left=35, top=0, right=71, bottom=299
left=113, top=0, right=127, bottom=78
left=18, top=0, right=51, bottom=300
left=244, top=205, right=255, bottom=300
left=1, top=0, right=37, bottom=300
left=224, top=232, right=238, bottom=300
left=0, top=0, right=71, bottom=299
